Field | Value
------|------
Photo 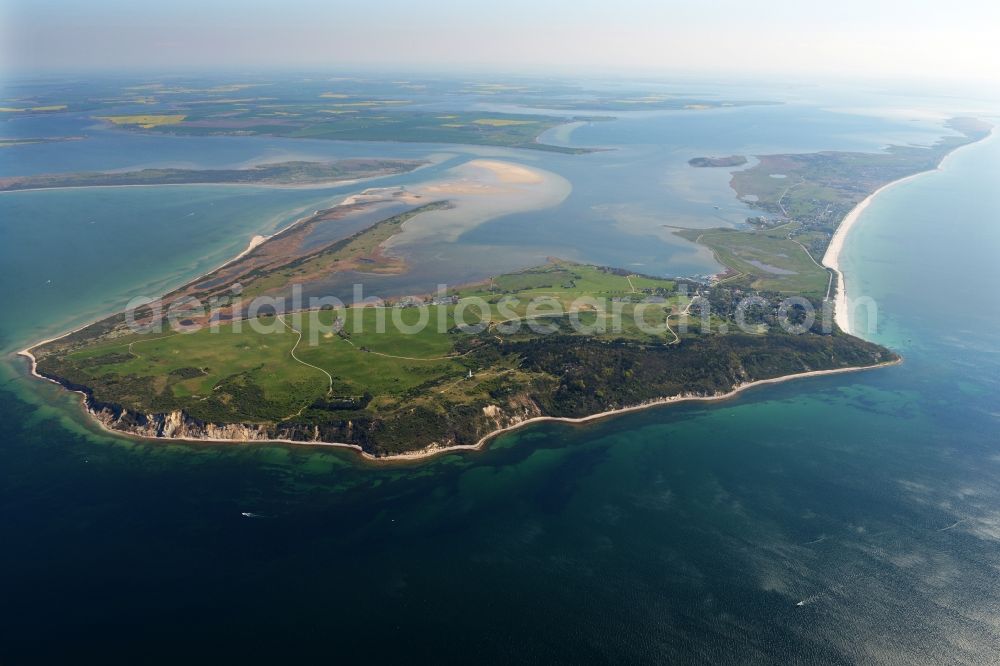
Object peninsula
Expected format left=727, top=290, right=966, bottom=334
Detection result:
left=688, top=155, right=747, bottom=168
left=678, top=117, right=992, bottom=300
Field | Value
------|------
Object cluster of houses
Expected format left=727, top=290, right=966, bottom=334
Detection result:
left=390, top=294, right=461, bottom=308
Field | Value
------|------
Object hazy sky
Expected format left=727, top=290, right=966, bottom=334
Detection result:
left=4, top=0, right=999, bottom=84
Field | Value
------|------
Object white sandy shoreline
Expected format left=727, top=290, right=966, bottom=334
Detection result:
left=822, top=173, right=928, bottom=334
left=822, top=129, right=994, bottom=334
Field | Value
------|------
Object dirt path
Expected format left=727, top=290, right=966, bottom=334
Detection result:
left=277, top=315, right=333, bottom=393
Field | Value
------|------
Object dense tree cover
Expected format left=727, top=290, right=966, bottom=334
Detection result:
left=499, top=332, right=893, bottom=418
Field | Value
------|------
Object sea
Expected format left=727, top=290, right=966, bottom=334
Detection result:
left=1, top=79, right=998, bottom=664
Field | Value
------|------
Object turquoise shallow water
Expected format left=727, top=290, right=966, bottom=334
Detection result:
left=1, top=96, right=999, bottom=664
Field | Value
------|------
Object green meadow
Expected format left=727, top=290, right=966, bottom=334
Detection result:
left=44, top=263, right=690, bottom=425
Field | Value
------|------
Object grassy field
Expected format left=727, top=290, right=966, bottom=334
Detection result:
left=279, top=111, right=577, bottom=151
left=677, top=227, right=829, bottom=295
left=42, top=262, right=689, bottom=423
left=90, top=97, right=593, bottom=152
left=462, top=263, right=676, bottom=303
left=727, top=117, right=991, bottom=259
left=35, top=256, right=895, bottom=455
left=59, top=318, right=321, bottom=421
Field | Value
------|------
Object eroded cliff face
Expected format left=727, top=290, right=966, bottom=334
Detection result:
left=91, top=405, right=272, bottom=442
left=35, top=356, right=894, bottom=458
left=480, top=394, right=544, bottom=435
left=69, top=375, right=546, bottom=458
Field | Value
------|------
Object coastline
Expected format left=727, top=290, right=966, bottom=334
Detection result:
left=18, top=126, right=980, bottom=463
left=535, top=120, right=586, bottom=148
left=12, top=157, right=560, bottom=370
left=822, top=128, right=994, bottom=334
left=0, top=152, right=451, bottom=196
left=382, top=359, right=902, bottom=462
left=0, top=157, right=447, bottom=195
left=15, top=203, right=333, bottom=364
left=822, top=173, right=927, bottom=334
left=24, top=356, right=899, bottom=463
left=14, top=163, right=909, bottom=462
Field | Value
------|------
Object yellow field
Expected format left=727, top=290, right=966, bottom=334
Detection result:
left=472, top=118, right=538, bottom=127
left=97, top=114, right=186, bottom=128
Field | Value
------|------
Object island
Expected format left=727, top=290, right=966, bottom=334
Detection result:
left=2, top=77, right=776, bottom=154
left=688, top=155, right=748, bottom=168
left=0, top=159, right=426, bottom=192
left=25, top=256, right=894, bottom=458
left=0, top=136, right=84, bottom=148
left=21, top=118, right=990, bottom=460
left=93, top=109, right=603, bottom=154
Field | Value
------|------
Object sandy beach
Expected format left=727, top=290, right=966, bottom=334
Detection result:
left=822, top=175, right=927, bottom=334
left=822, top=129, right=994, bottom=334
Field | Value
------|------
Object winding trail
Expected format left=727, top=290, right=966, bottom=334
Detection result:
left=776, top=177, right=805, bottom=218
left=663, top=298, right=695, bottom=344
left=337, top=333, right=473, bottom=362
left=277, top=315, right=333, bottom=394
left=127, top=333, right=181, bottom=358
left=787, top=236, right=836, bottom=300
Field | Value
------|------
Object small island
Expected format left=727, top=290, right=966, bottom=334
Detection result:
left=688, top=155, right=748, bottom=168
